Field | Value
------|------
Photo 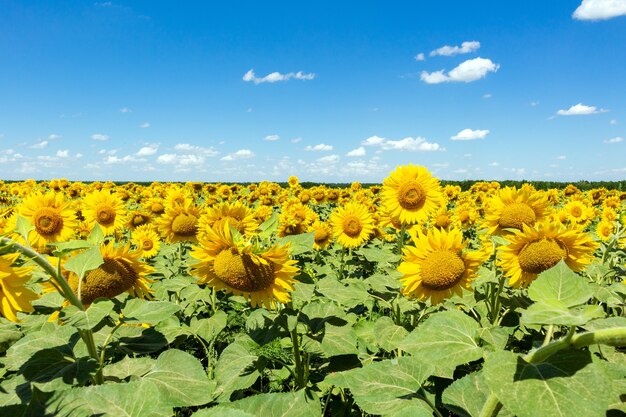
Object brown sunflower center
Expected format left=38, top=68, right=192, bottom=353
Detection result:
left=132, top=214, right=147, bottom=226
left=213, top=248, right=275, bottom=292
left=171, top=213, right=198, bottom=236
left=142, top=239, right=154, bottom=251
left=517, top=238, right=567, bottom=274
left=342, top=215, right=363, bottom=238
left=71, top=258, right=138, bottom=305
left=397, top=181, right=426, bottom=211
left=314, top=228, right=329, bottom=244
left=459, top=210, right=470, bottom=223
left=420, top=250, right=466, bottom=291
left=96, top=204, right=116, bottom=226
left=435, top=214, right=450, bottom=228
left=151, top=202, right=165, bottom=214
left=570, top=206, right=583, bottom=218
left=498, top=203, right=536, bottom=230
left=33, top=207, right=64, bottom=236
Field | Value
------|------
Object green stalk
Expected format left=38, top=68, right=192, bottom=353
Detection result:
left=337, top=246, right=346, bottom=280
left=290, top=327, right=306, bottom=389
left=396, top=224, right=407, bottom=255
left=490, top=273, right=506, bottom=325
left=97, top=321, right=123, bottom=382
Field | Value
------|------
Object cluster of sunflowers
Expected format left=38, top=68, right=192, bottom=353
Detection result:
left=0, top=165, right=625, bottom=323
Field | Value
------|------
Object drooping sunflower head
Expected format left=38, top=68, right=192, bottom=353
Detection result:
left=329, top=202, right=375, bottom=248
left=398, top=228, right=487, bottom=304
left=312, top=220, right=333, bottom=250
left=497, top=221, right=598, bottom=288
left=482, top=186, right=551, bottom=235
left=382, top=164, right=443, bottom=226
left=82, top=189, right=127, bottom=236
left=190, top=224, right=299, bottom=308
left=156, top=202, right=202, bottom=243
left=68, top=243, right=154, bottom=305
left=278, top=200, right=318, bottom=237
left=0, top=253, right=38, bottom=322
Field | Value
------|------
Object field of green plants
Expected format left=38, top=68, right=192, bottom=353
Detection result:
left=0, top=168, right=625, bottom=417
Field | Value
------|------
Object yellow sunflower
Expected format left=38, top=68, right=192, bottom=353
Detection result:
left=312, top=220, right=333, bottom=250
left=190, top=224, right=299, bottom=308
left=329, top=202, right=375, bottom=248
left=12, top=192, right=77, bottom=250
left=482, top=186, right=551, bottom=235
left=563, top=199, right=595, bottom=227
left=595, top=220, right=615, bottom=242
left=131, top=225, right=161, bottom=258
left=382, top=164, right=443, bottom=226
left=198, top=202, right=258, bottom=238
left=0, top=253, right=38, bottom=322
left=398, top=228, right=487, bottom=304
left=498, top=221, right=598, bottom=288
left=81, top=189, right=127, bottom=236
left=69, top=242, right=154, bottom=305
left=156, top=202, right=202, bottom=243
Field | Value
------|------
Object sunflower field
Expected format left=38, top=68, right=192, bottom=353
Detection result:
left=0, top=165, right=625, bottom=417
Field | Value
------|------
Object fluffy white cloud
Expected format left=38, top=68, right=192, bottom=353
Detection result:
left=291, top=137, right=303, bottom=143
left=489, top=162, right=500, bottom=167
left=556, top=103, right=607, bottom=115
left=610, top=119, right=617, bottom=125
left=30, top=140, right=48, bottom=149
left=556, top=155, right=567, bottom=160
left=119, top=107, right=132, bottom=113
left=56, top=150, right=69, bottom=158
left=346, top=147, right=366, bottom=157
left=414, top=53, right=425, bottom=61
left=221, top=149, right=255, bottom=161
left=430, top=41, right=480, bottom=57
left=136, top=145, right=159, bottom=156
left=421, top=57, right=499, bottom=84
left=264, top=134, right=280, bottom=141
left=317, top=155, right=340, bottom=163
left=451, top=128, right=490, bottom=141
left=139, top=122, right=150, bottom=128
left=91, top=133, right=110, bottom=141
left=104, top=155, right=144, bottom=165
left=157, top=154, right=204, bottom=165
left=304, top=143, right=333, bottom=151
left=573, top=0, right=626, bottom=20
left=173, top=143, right=219, bottom=156
left=48, top=134, right=62, bottom=140
left=243, top=69, right=316, bottom=84
left=604, top=136, right=624, bottom=143
left=362, top=135, right=441, bottom=152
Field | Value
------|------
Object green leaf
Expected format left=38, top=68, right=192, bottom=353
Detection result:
left=521, top=301, right=604, bottom=326
left=115, top=326, right=168, bottom=354
left=59, top=299, right=114, bottom=330
left=104, top=356, right=156, bottom=381
left=49, top=239, right=94, bottom=257
left=214, top=336, right=260, bottom=401
left=318, top=324, right=358, bottom=357
left=483, top=349, right=613, bottom=417
left=442, top=371, right=513, bottom=417
left=479, top=326, right=511, bottom=351
left=64, top=246, right=104, bottom=280
left=583, top=316, right=626, bottom=331
left=257, top=211, right=279, bottom=239
left=359, top=246, right=400, bottom=264
left=4, top=325, right=78, bottom=371
left=374, top=317, right=409, bottom=352
left=190, top=310, right=228, bottom=343
left=0, top=322, right=22, bottom=353
left=193, top=390, right=321, bottom=417
left=0, top=374, right=30, bottom=407
left=14, top=214, right=34, bottom=242
left=325, top=357, right=434, bottom=416
left=20, top=347, right=98, bottom=392
left=399, top=310, right=483, bottom=378
left=278, top=232, right=315, bottom=255
left=87, top=224, right=105, bottom=245
left=121, top=299, right=181, bottom=326
left=316, top=277, right=370, bottom=309
left=527, top=261, right=592, bottom=307
left=144, top=349, right=216, bottom=407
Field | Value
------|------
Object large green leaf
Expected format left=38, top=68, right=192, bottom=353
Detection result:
left=374, top=316, right=408, bottom=352
left=144, top=349, right=216, bottom=407
left=278, top=232, right=314, bottom=255
left=59, top=299, right=114, bottom=330
left=5, top=325, right=78, bottom=371
left=0, top=321, right=22, bottom=353
left=193, top=390, right=321, bottom=417
left=190, top=310, right=228, bottom=343
left=399, top=310, right=483, bottom=378
left=104, top=356, right=156, bottom=381
left=20, top=347, right=98, bottom=392
left=521, top=301, right=604, bottom=326
left=214, top=336, right=260, bottom=401
left=483, top=349, right=613, bottom=417
left=315, top=277, right=370, bottom=309
left=64, top=246, right=104, bottom=281
left=527, top=261, right=592, bottom=307
left=121, top=299, right=181, bottom=326
left=325, top=357, right=434, bottom=416
left=442, top=371, right=512, bottom=417
left=316, top=324, right=358, bottom=357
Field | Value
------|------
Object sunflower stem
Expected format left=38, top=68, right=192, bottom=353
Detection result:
left=290, top=326, right=306, bottom=389
left=489, top=272, right=506, bottom=325
left=97, top=321, right=123, bottom=382
left=337, top=246, right=346, bottom=280
left=396, top=224, right=407, bottom=255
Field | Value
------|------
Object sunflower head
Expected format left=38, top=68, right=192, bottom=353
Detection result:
left=329, top=202, right=375, bottom=248
left=0, top=253, right=38, bottom=322
left=482, top=186, right=551, bottom=235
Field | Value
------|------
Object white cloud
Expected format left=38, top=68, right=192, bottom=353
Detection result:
left=56, top=150, right=69, bottom=158
left=264, top=134, right=280, bottom=141
left=91, top=133, right=110, bottom=141
left=530, top=101, right=540, bottom=107
left=243, top=69, right=316, bottom=84
left=610, top=119, right=617, bottom=125
left=414, top=53, right=425, bottom=61
left=346, top=147, right=366, bottom=157
left=221, top=149, right=255, bottom=161
left=136, top=145, right=159, bottom=156
left=317, top=154, right=340, bottom=163
left=556, top=155, right=567, bottom=160
left=103, top=155, right=144, bottom=165
left=119, top=107, right=132, bottom=113
left=139, top=122, right=150, bottom=128
left=48, top=134, right=62, bottom=140
left=304, top=143, right=333, bottom=151
left=157, top=154, right=204, bottom=165
left=451, top=128, right=490, bottom=141
left=556, top=103, right=608, bottom=116
left=421, top=57, right=499, bottom=84
left=604, top=136, right=624, bottom=143
left=573, top=0, right=626, bottom=20
left=30, top=140, right=48, bottom=149
left=362, top=135, right=441, bottom=152
left=430, top=41, right=480, bottom=57
left=291, top=137, right=303, bottom=143
left=489, top=162, right=500, bottom=167
left=483, top=93, right=492, bottom=99
left=173, top=143, right=219, bottom=156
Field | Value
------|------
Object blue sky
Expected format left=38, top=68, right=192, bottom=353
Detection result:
left=1, top=0, right=626, bottom=183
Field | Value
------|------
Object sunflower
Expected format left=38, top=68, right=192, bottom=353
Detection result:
left=398, top=228, right=487, bottom=304
left=198, top=202, right=258, bottom=238
left=190, top=224, right=299, bottom=308
left=278, top=200, right=318, bottom=237
left=12, top=192, right=77, bottom=250
left=288, top=176, right=299, bottom=188
left=81, top=189, right=127, bottom=236
left=125, top=210, right=152, bottom=230
left=382, top=164, right=443, bottom=226
left=0, top=253, right=38, bottom=322
left=482, top=186, right=551, bottom=235
left=563, top=199, right=594, bottom=227
left=595, top=220, right=615, bottom=242
left=68, top=243, right=154, bottom=305
left=163, top=186, right=193, bottom=210
left=312, top=220, right=333, bottom=250
left=498, top=221, right=598, bottom=288
left=156, top=202, right=202, bottom=243
left=329, top=202, right=375, bottom=248
left=131, top=225, right=161, bottom=258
